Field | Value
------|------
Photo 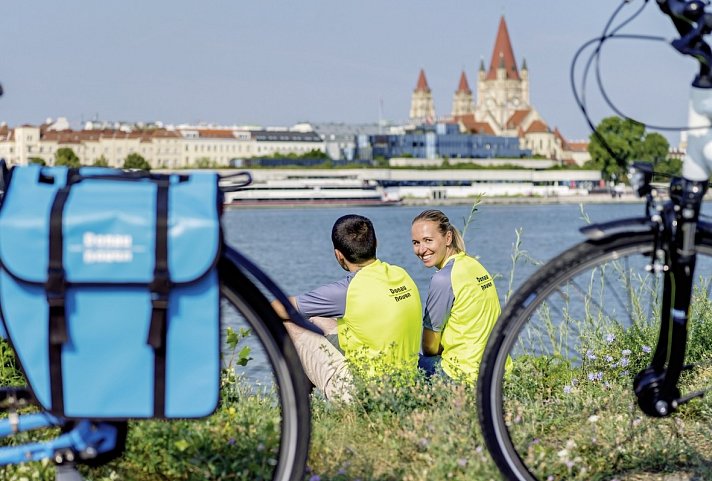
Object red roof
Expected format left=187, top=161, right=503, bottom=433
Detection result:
left=525, top=120, right=549, bottom=134
left=455, top=114, right=495, bottom=135
left=506, top=109, right=531, bottom=129
left=567, top=141, right=589, bottom=152
left=198, top=129, right=236, bottom=139
left=486, top=16, right=520, bottom=81
left=415, top=69, right=431, bottom=93
left=456, top=71, right=471, bottom=94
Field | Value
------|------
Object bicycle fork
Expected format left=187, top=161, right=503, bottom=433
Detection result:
left=634, top=177, right=708, bottom=417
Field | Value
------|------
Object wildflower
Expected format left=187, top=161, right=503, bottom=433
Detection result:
left=606, top=333, right=616, bottom=344
left=228, top=438, right=236, bottom=446
left=586, top=349, right=597, bottom=360
left=587, top=372, right=603, bottom=381
left=642, top=345, right=652, bottom=353
left=619, top=358, right=629, bottom=368
left=622, top=349, right=632, bottom=356
left=563, top=385, right=573, bottom=394
left=621, top=370, right=629, bottom=377
left=588, top=415, right=599, bottom=423
left=457, top=458, right=468, bottom=468
left=309, top=476, right=321, bottom=481
left=571, top=378, right=579, bottom=386
left=605, top=355, right=614, bottom=363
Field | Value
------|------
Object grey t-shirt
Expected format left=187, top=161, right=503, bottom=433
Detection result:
left=422, top=261, right=455, bottom=333
left=295, top=273, right=354, bottom=318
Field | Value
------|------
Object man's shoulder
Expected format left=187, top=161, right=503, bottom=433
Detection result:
left=373, top=259, right=418, bottom=282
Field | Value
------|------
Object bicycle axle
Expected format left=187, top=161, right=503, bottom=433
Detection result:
left=633, top=367, right=681, bottom=417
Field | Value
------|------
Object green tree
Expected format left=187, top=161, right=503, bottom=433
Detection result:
left=193, top=157, right=215, bottom=169
left=93, top=155, right=109, bottom=167
left=28, top=157, right=46, bottom=166
left=54, top=147, right=80, bottom=167
left=123, top=153, right=150, bottom=171
left=586, top=116, right=669, bottom=180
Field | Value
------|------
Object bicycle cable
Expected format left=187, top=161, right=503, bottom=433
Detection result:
left=571, top=0, right=712, bottom=170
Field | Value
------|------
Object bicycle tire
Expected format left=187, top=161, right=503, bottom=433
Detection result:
left=478, top=228, right=712, bottom=481
left=217, top=254, right=311, bottom=481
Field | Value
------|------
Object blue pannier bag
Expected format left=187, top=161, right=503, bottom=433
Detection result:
left=0, top=165, right=221, bottom=419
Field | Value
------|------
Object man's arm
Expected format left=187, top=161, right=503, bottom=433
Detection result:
left=271, top=296, right=298, bottom=320
left=422, top=328, right=443, bottom=356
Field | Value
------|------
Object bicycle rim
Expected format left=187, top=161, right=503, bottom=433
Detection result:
left=216, top=258, right=311, bottom=481
left=478, top=232, right=712, bottom=481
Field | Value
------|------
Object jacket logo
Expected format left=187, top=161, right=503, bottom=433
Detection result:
left=389, top=285, right=412, bottom=302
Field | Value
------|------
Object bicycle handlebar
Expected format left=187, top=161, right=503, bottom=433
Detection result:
left=657, top=0, right=712, bottom=86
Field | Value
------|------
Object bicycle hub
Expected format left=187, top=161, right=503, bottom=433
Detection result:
left=633, top=367, right=680, bottom=417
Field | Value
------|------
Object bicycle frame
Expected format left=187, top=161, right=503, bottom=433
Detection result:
left=580, top=164, right=708, bottom=416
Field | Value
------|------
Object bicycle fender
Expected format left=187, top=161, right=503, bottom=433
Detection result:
left=580, top=217, right=656, bottom=241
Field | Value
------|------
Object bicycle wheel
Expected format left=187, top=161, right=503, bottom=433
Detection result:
left=478, top=229, right=712, bottom=481
left=217, top=254, right=311, bottom=481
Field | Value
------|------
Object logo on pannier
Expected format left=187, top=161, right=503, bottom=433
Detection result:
left=82, top=232, right=133, bottom=263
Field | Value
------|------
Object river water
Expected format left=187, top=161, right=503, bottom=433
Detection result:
left=222, top=200, right=649, bottom=303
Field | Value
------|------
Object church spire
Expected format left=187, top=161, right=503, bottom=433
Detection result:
left=414, top=69, right=431, bottom=92
left=486, top=16, right=519, bottom=81
left=410, top=69, right=436, bottom=123
left=456, top=71, right=471, bottom=94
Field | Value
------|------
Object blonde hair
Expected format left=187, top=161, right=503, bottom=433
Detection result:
left=412, top=209, right=466, bottom=253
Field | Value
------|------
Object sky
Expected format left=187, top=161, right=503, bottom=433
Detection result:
left=0, top=1, right=699, bottom=144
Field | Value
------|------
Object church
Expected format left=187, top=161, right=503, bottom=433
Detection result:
left=409, top=16, right=589, bottom=164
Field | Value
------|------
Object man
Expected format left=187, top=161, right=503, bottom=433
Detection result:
left=272, top=214, right=422, bottom=401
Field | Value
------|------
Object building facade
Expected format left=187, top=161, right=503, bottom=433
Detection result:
left=357, top=122, right=531, bottom=161
left=0, top=122, right=327, bottom=168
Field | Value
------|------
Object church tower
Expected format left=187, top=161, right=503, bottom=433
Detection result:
left=409, top=69, right=436, bottom=124
left=451, top=71, right=473, bottom=118
left=474, top=16, right=531, bottom=134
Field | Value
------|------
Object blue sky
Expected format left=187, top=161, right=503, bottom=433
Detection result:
left=0, top=1, right=697, bottom=144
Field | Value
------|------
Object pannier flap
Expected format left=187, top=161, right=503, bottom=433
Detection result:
left=0, top=166, right=220, bottom=285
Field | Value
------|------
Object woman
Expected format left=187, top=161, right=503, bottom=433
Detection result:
left=411, top=209, right=501, bottom=382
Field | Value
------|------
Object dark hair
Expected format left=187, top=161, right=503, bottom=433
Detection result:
left=412, top=209, right=466, bottom=253
left=331, top=214, right=377, bottom=263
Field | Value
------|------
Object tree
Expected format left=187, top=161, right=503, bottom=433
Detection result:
left=92, top=155, right=109, bottom=167
left=123, top=153, right=150, bottom=171
left=586, top=116, right=669, bottom=181
left=28, top=157, right=46, bottom=166
left=54, top=147, right=80, bottom=167
left=194, top=157, right=215, bottom=169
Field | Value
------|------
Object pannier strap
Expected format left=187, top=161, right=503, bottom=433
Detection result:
left=47, top=183, right=73, bottom=415
left=147, top=179, right=170, bottom=418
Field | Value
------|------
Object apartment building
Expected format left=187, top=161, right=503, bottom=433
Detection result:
left=0, top=122, right=326, bottom=168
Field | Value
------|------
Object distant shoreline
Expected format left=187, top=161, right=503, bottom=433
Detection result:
left=401, top=193, right=643, bottom=207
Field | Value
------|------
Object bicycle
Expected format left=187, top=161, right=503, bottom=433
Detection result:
left=0, top=146, right=312, bottom=479
left=478, top=1, right=712, bottom=480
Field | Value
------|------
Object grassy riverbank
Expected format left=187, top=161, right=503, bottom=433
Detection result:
left=2, top=332, right=711, bottom=481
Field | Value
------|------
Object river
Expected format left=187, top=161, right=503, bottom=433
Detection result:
left=222, top=200, right=650, bottom=302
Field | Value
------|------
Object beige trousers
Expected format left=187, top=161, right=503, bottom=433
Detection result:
left=284, top=317, right=353, bottom=402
